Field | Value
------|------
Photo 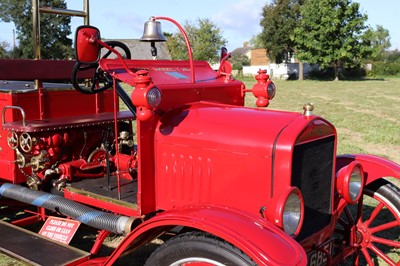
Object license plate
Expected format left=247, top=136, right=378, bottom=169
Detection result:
left=307, top=239, right=333, bottom=266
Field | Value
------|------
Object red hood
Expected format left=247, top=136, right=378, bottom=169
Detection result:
left=156, top=101, right=302, bottom=158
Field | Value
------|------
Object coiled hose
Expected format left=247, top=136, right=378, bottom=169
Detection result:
left=0, top=183, right=134, bottom=235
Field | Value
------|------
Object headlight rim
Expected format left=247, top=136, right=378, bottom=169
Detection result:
left=265, top=187, right=304, bottom=238
left=336, top=161, right=365, bottom=204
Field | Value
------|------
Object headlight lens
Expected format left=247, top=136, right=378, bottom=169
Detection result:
left=267, top=81, right=276, bottom=99
left=349, top=165, right=363, bottom=201
left=283, top=191, right=302, bottom=236
left=147, top=87, right=162, bottom=107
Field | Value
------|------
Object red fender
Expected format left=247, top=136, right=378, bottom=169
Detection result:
left=104, top=205, right=307, bottom=266
left=337, top=154, right=400, bottom=184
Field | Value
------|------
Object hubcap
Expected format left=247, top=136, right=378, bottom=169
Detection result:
left=355, top=224, right=371, bottom=248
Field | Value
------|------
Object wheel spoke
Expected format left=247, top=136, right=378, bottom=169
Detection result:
left=335, top=180, right=400, bottom=265
left=371, top=235, right=400, bottom=248
left=369, top=220, right=399, bottom=234
left=364, top=202, right=384, bottom=228
left=369, top=243, right=397, bottom=266
left=361, top=248, right=375, bottom=266
left=353, top=250, right=360, bottom=265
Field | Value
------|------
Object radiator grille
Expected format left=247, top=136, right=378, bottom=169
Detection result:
left=291, top=136, right=334, bottom=241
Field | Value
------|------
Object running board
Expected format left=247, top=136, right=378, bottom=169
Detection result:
left=0, top=220, right=90, bottom=265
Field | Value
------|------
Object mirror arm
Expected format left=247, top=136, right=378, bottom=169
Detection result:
left=81, top=31, right=137, bottom=77
left=97, top=39, right=137, bottom=77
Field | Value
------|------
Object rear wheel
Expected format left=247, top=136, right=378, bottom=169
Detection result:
left=144, top=232, right=256, bottom=266
left=335, top=179, right=400, bottom=265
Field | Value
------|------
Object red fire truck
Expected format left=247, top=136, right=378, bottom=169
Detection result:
left=0, top=2, right=399, bottom=266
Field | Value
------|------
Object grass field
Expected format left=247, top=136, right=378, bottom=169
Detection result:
left=242, top=77, right=400, bottom=164
left=1, top=77, right=399, bottom=265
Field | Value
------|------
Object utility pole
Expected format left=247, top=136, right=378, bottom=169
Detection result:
left=299, top=61, right=304, bottom=80
left=13, top=29, right=16, bottom=49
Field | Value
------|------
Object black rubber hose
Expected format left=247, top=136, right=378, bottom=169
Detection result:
left=0, top=184, right=133, bottom=235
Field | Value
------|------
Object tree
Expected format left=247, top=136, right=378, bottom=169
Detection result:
left=249, top=35, right=263, bottom=49
left=365, top=25, right=391, bottom=61
left=292, top=0, right=370, bottom=80
left=259, top=0, right=303, bottom=63
left=230, top=53, right=250, bottom=71
left=0, top=0, right=73, bottom=59
left=0, top=41, right=9, bottom=58
left=166, top=18, right=227, bottom=63
left=386, top=49, right=400, bottom=63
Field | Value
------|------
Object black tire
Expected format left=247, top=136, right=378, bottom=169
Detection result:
left=336, top=178, right=400, bottom=265
left=144, top=231, right=256, bottom=266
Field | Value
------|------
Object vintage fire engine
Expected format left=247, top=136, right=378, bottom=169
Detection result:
left=0, top=2, right=399, bottom=266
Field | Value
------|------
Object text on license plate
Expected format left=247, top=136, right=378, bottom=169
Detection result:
left=307, top=239, right=333, bottom=266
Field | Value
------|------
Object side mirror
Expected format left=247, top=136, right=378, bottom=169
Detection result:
left=220, top=47, right=228, bottom=62
left=218, top=47, right=232, bottom=80
left=75, top=25, right=101, bottom=64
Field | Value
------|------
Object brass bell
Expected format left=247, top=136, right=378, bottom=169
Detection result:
left=140, top=19, right=167, bottom=42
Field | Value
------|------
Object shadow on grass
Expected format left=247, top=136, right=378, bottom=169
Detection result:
left=299, top=67, right=393, bottom=81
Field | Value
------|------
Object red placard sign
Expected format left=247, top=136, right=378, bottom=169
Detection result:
left=39, top=216, right=81, bottom=244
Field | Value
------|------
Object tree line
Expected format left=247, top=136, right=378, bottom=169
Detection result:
left=254, top=0, right=396, bottom=80
left=1, top=0, right=398, bottom=79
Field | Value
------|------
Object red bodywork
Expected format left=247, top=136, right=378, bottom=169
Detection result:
left=0, top=28, right=399, bottom=266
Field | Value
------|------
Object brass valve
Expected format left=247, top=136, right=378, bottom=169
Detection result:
left=29, top=150, right=48, bottom=171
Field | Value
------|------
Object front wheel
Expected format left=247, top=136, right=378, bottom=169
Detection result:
left=335, top=178, right=400, bottom=265
left=144, top=232, right=256, bottom=266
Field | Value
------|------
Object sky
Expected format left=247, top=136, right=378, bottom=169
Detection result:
left=0, top=0, right=399, bottom=52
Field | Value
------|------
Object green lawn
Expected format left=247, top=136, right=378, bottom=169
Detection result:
left=242, top=77, right=400, bottom=164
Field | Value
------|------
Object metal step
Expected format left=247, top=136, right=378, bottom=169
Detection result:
left=0, top=220, right=90, bottom=266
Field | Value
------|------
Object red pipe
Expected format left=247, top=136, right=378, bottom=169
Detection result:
left=153, top=16, right=196, bottom=83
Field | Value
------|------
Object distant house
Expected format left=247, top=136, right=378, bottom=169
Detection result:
left=249, top=48, right=269, bottom=66
left=231, top=43, right=269, bottom=66
left=231, top=42, right=252, bottom=60
left=101, top=39, right=171, bottom=60
left=233, top=44, right=311, bottom=79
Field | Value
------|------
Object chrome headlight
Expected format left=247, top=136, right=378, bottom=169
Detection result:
left=283, top=190, right=303, bottom=236
left=336, top=161, right=364, bottom=204
left=265, top=187, right=304, bottom=237
left=349, top=166, right=363, bottom=201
